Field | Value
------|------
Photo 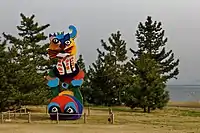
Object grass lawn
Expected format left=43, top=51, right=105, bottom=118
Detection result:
left=1, top=102, right=200, bottom=133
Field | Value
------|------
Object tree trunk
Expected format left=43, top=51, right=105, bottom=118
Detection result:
left=143, top=106, right=147, bottom=112
left=118, top=89, right=122, bottom=105
left=147, top=106, right=151, bottom=113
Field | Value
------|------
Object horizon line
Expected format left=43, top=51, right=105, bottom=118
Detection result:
left=167, top=84, right=200, bottom=86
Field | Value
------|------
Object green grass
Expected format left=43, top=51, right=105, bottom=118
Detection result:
left=180, top=110, right=200, bottom=117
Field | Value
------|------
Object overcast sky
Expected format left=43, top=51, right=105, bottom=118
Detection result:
left=0, top=0, right=200, bottom=85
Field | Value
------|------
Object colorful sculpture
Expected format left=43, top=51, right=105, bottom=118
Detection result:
left=44, top=25, right=84, bottom=120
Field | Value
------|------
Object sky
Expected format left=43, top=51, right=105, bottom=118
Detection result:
left=0, top=0, right=200, bottom=85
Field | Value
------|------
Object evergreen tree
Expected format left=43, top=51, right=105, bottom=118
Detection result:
left=88, top=50, right=113, bottom=105
left=0, top=38, right=21, bottom=111
left=77, top=54, right=86, bottom=72
left=2, top=13, right=50, bottom=105
left=3, top=13, right=50, bottom=71
left=99, top=31, right=128, bottom=105
left=125, top=54, right=169, bottom=112
left=125, top=16, right=179, bottom=112
left=76, top=54, right=92, bottom=105
left=0, top=38, right=11, bottom=111
left=130, top=16, right=179, bottom=81
left=89, top=31, right=128, bottom=105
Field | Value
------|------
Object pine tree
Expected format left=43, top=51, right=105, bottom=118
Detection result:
left=0, top=38, right=10, bottom=111
left=98, top=31, right=128, bottom=105
left=0, top=38, right=21, bottom=111
left=125, top=16, right=179, bottom=112
left=3, top=13, right=50, bottom=71
left=88, top=50, right=113, bottom=105
left=91, top=31, right=127, bottom=104
left=76, top=54, right=92, bottom=105
left=131, top=16, right=179, bottom=81
left=125, top=54, right=169, bottom=112
left=2, top=13, right=50, bottom=105
left=77, top=54, right=86, bottom=72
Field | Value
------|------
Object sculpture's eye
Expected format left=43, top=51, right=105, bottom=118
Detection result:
left=64, top=102, right=77, bottom=114
left=48, top=105, right=61, bottom=114
left=64, top=40, right=71, bottom=45
left=65, top=106, right=76, bottom=114
left=48, top=102, right=61, bottom=114
left=52, top=38, right=59, bottom=44
left=51, top=107, right=58, bottom=112
left=62, top=82, right=68, bottom=89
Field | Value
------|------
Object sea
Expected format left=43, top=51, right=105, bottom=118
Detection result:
left=167, top=85, right=200, bottom=102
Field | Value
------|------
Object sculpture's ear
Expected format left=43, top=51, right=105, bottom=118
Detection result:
left=49, top=33, right=55, bottom=41
left=49, top=34, right=52, bottom=38
left=69, top=25, right=77, bottom=39
left=64, top=33, right=70, bottom=40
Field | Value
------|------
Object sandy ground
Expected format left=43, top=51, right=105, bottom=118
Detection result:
left=1, top=105, right=200, bottom=133
left=0, top=123, right=196, bottom=133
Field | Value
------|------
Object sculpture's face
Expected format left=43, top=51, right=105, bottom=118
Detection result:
left=47, top=94, right=83, bottom=120
left=48, top=25, right=77, bottom=59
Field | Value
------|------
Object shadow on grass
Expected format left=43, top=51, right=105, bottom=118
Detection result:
left=26, top=108, right=46, bottom=113
left=89, top=106, right=145, bottom=113
left=14, top=114, right=50, bottom=121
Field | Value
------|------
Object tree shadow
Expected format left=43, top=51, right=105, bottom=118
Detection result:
left=90, top=106, right=146, bottom=113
